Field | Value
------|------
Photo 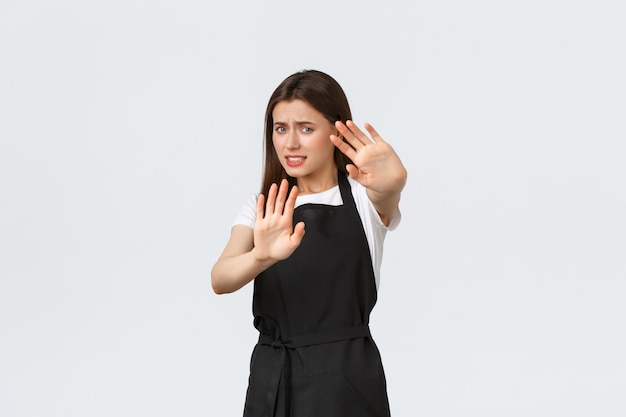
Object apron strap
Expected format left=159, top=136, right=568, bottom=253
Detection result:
left=258, top=324, right=371, bottom=348
left=257, top=324, right=371, bottom=417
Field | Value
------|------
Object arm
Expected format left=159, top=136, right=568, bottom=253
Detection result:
left=211, top=225, right=272, bottom=294
left=211, top=180, right=305, bottom=294
left=330, top=121, right=407, bottom=226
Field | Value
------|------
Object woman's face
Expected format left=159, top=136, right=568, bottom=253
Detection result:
left=272, top=99, right=338, bottom=192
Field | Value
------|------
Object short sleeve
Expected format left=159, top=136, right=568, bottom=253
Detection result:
left=381, top=205, right=401, bottom=231
left=233, top=194, right=258, bottom=229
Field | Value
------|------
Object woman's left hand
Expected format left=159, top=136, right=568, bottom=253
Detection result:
left=330, top=120, right=407, bottom=196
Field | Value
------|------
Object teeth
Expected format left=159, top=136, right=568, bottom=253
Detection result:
left=287, top=157, right=304, bottom=162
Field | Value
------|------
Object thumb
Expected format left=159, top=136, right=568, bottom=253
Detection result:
left=346, top=164, right=362, bottom=181
left=291, top=221, right=306, bottom=246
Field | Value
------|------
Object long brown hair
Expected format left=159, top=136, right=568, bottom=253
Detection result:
left=260, top=70, right=353, bottom=195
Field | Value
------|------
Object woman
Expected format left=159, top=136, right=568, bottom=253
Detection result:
left=212, top=69, right=407, bottom=417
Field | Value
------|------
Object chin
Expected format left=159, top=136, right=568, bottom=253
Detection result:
left=282, top=166, right=305, bottom=178
left=284, top=170, right=303, bottom=179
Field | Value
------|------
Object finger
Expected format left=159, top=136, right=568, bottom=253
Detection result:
left=283, top=185, right=299, bottom=218
left=275, top=179, right=289, bottom=214
left=363, top=122, right=385, bottom=144
left=330, top=133, right=357, bottom=160
left=335, top=121, right=365, bottom=153
left=335, top=120, right=372, bottom=152
left=291, top=221, right=306, bottom=246
left=346, top=120, right=374, bottom=147
left=265, top=183, right=278, bottom=214
left=256, top=193, right=266, bottom=220
left=335, top=121, right=366, bottom=152
left=345, top=164, right=363, bottom=182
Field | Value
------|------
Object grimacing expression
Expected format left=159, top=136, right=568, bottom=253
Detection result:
left=272, top=99, right=338, bottom=190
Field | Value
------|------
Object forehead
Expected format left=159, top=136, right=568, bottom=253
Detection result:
left=272, top=99, right=326, bottom=122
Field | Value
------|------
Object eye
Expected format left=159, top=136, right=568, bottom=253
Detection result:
left=302, top=127, right=313, bottom=133
left=275, top=126, right=286, bottom=133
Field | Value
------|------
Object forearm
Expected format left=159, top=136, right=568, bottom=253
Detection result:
left=211, top=249, right=275, bottom=294
left=368, top=191, right=402, bottom=226
left=366, top=167, right=407, bottom=225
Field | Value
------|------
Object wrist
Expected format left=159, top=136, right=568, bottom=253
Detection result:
left=251, top=247, right=277, bottom=268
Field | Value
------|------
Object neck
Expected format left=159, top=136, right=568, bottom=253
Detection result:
left=296, top=167, right=339, bottom=195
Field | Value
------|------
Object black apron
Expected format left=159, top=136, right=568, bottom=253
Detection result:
left=243, top=174, right=391, bottom=417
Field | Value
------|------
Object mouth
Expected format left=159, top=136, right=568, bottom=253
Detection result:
left=285, top=156, right=306, bottom=167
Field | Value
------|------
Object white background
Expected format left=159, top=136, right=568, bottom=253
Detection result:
left=1, top=0, right=625, bottom=416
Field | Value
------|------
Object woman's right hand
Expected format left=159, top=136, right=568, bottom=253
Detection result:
left=253, top=179, right=305, bottom=263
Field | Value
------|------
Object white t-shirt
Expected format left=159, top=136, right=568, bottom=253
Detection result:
left=233, top=177, right=400, bottom=290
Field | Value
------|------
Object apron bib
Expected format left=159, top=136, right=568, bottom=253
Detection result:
left=243, top=174, right=391, bottom=417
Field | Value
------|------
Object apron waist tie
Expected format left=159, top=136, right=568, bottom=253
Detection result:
left=257, top=324, right=371, bottom=417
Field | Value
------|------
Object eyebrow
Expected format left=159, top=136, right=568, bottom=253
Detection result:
left=274, top=120, right=316, bottom=125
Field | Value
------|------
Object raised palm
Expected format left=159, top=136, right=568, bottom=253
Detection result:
left=331, top=121, right=407, bottom=195
left=254, top=179, right=305, bottom=263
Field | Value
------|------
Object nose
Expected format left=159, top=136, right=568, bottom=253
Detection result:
left=285, top=130, right=300, bottom=149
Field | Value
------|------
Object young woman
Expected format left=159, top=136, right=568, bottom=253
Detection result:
left=212, top=70, right=407, bottom=417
